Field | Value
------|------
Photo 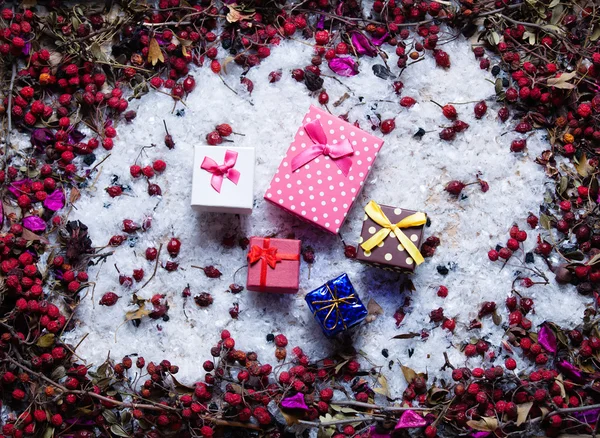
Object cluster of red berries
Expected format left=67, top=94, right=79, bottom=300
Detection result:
left=488, top=224, right=528, bottom=262
left=206, top=123, right=234, bottom=145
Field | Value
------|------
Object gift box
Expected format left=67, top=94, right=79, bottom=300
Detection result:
left=356, top=201, right=426, bottom=272
left=246, top=237, right=301, bottom=294
left=305, top=273, right=367, bottom=337
left=191, top=146, right=254, bottom=214
left=264, top=106, right=384, bottom=234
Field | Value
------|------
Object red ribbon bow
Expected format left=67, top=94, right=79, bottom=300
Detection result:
left=247, top=238, right=300, bottom=290
left=291, top=119, right=354, bottom=177
left=201, top=149, right=241, bottom=193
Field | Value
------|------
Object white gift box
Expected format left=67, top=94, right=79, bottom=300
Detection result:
left=191, top=146, right=254, bottom=215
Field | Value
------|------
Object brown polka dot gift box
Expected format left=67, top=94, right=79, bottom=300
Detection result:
left=264, top=105, right=384, bottom=234
left=356, top=201, right=427, bottom=273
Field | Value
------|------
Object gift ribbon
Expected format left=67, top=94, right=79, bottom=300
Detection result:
left=201, top=149, right=241, bottom=193
left=247, top=238, right=300, bottom=290
left=290, top=119, right=354, bottom=177
left=360, top=200, right=426, bottom=265
left=311, top=284, right=357, bottom=331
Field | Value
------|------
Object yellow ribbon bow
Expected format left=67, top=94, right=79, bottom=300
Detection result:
left=311, top=284, right=357, bottom=331
left=360, top=200, right=426, bottom=266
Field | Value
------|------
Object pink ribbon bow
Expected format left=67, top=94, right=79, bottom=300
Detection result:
left=201, top=149, right=241, bottom=193
left=291, top=119, right=354, bottom=177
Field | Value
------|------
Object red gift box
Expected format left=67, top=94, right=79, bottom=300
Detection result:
left=246, top=237, right=301, bottom=294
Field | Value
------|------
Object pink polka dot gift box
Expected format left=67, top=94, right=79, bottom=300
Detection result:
left=264, top=106, right=384, bottom=234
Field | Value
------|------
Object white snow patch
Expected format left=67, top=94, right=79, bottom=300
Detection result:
left=55, top=35, right=587, bottom=397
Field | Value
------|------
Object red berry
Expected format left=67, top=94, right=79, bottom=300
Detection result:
left=442, top=104, right=457, bottom=120
left=206, top=131, right=222, bottom=145
left=380, top=119, right=396, bottom=134
left=445, top=180, right=465, bottom=196
left=400, top=96, right=416, bottom=107
left=167, top=238, right=181, bottom=257
left=99, top=292, right=119, bottom=306
left=152, top=160, right=166, bottom=172
left=474, top=101, right=487, bottom=118
left=318, top=90, right=329, bottom=105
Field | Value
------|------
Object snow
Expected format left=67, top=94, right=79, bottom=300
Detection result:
left=57, top=34, right=588, bottom=397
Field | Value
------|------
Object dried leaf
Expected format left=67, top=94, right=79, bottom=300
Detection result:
left=466, top=417, right=498, bottom=431
left=401, top=365, right=416, bottom=384
left=558, top=176, right=568, bottom=195
left=366, top=298, right=384, bottom=323
left=392, top=332, right=420, bottom=340
left=42, top=427, right=54, bottom=438
left=125, top=303, right=152, bottom=321
left=103, top=410, right=118, bottom=424
left=576, top=153, right=594, bottom=177
left=373, top=375, right=390, bottom=397
left=516, top=402, right=533, bottom=426
left=281, top=410, right=302, bottom=425
left=226, top=5, right=255, bottom=23
left=221, top=56, right=235, bottom=75
left=334, top=359, right=349, bottom=373
left=591, top=25, right=600, bottom=41
left=22, top=0, right=37, bottom=8
left=36, top=333, right=55, bottom=348
left=89, top=42, right=108, bottom=62
left=70, top=187, right=81, bottom=204
left=540, top=214, right=552, bottom=230
left=491, top=310, right=502, bottom=325
left=547, top=71, right=577, bottom=89
left=110, top=424, right=129, bottom=437
left=21, top=228, right=50, bottom=244
left=148, top=38, right=165, bottom=66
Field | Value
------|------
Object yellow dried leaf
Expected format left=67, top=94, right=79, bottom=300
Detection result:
left=373, top=375, right=390, bottom=397
left=576, top=152, right=593, bottom=177
left=125, top=303, right=152, bottom=321
left=401, top=365, right=416, bottom=384
left=226, top=4, right=255, bottom=23
left=70, top=187, right=81, bottom=204
left=516, top=402, right=533, bottom=426
left=148, top=38, right=164, bottom=66
left=466, top=417, right=498, bottom=431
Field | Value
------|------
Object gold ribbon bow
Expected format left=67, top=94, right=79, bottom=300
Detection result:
left=360, top=200, right=426, bottom=266
left=311, top=284, right=356, bottom=331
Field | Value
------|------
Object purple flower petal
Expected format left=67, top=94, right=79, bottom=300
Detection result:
left=538, top=324, right=557, bottom=354
left=31, top=129, right=55, bottom=151
left=557, top=360, right=584, bottom=382
left=0, top=202, right=3, bottom=229
left=317, top=15, right=325, bottom=30
left=44, top=189, right=65, bottom=211
left=280, top=393, right=308, bottom=411
left=23, top=216, right=46, bottom=233
left=574, top=408, right=600, bottom=423
left=336, top=2, right=344, bottom=15
left=68, top=129, right=86, bottom=144
left=8, top=179, right=33, bottom=197
left=328, top=57, right=359, bottom=77
left=22, top=42, right=31, bottom=56
left=395, top=410, right=426, bottom=429
left=471, top=433, right=491, bottom=438
left=369, top=427, right=391, bottom=438
left=371, top=32, right=389, bottom=46
left=351, top=32, right=377, bottom=57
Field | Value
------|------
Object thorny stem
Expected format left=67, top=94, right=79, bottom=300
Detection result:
left=138, top=243, right=162, bottom=291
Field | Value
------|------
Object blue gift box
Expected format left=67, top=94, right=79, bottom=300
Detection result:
left=305, top=273, right=367, bottom=337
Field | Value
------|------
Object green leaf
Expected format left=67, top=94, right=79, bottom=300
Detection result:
left=103, top=410, right=118, bottom=424
left=110, top=424, right=130, bottom=437
left=558, top=176, right=568, bottom=196
left=51, top=366, right=66, bottom=381
left=42, top=427, right=54, bottom=438
left=36, top=334, right=55, bottom=348
left=539, top=214, right=552, bottom=230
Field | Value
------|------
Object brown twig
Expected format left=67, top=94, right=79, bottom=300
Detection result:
left=138, top=243, right=162, bottom=291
